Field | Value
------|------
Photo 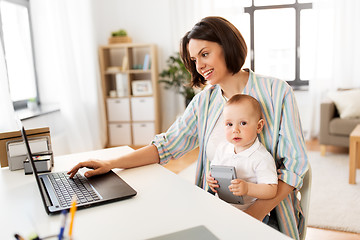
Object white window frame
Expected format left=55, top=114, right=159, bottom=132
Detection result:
left=244, top=1, right=313, bottom=88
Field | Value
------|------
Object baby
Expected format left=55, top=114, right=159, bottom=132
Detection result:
left=207, top=94, right=278, bottom=212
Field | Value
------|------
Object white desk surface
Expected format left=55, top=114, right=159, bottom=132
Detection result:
left=0, top=146, right=290, bottom=240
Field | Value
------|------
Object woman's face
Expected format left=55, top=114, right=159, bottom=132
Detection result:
left=188, top=39, right=231, bottom=85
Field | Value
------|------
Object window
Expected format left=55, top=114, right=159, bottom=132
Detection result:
left=244, top=1, right=313, bottom=88
left=0, top=0, right=39, bottom=109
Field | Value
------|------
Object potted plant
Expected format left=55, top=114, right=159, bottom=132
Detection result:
left=27, top=97, right=38, bottom=111
left=159, top=53, right=196, bottom=106
left=108, top=29, right=132, bottom=44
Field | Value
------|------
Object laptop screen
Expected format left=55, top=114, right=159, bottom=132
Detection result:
left=20, top=126, right=51, bottom=207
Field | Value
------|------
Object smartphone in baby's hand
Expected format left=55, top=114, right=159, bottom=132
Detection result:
left=210, top=165, right=244, bottom=204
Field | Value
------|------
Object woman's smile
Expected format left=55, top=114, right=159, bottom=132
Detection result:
left=203, top=69, right=214, bottom=80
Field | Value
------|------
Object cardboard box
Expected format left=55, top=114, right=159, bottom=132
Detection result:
left=0, top=127, right=51, bottom=168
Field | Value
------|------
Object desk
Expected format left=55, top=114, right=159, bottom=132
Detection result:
left=0, top=146, right=290, bottom=239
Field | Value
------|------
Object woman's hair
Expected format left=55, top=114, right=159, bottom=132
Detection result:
left=180, top=16, right=247, bottom=88
left=226, top=94, right=263, bottom=120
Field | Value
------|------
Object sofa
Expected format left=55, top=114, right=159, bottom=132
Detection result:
left=319, top=90, right=360, bottom=155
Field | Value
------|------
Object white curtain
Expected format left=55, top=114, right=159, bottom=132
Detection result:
left=308, top=0, right=360, bottom=138
left=30, top=0, right=105, bottom=153
left=169, top=1, right=196, bottom=52
left=0, top=40, right=18, bottom=132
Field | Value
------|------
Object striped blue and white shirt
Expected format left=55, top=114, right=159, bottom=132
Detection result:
left=152, top=69, right=309, bottom=240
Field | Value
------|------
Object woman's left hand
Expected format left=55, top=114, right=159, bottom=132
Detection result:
left=229, top=179, right=248, bottom=196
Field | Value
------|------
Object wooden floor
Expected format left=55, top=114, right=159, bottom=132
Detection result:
left=162, top=138, right=360, bottom=240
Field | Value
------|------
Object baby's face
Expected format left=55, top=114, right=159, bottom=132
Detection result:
left=223, top=102, right=263, bottom=152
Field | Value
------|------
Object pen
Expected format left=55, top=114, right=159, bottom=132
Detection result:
left=14, top=233, right=25, bottom=240
left=68, top=196, right=77, bottom=239
left=58, top=210, right=68, bottom=240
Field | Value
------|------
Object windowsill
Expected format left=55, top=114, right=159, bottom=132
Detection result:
left=16, top=104, right=60, bottom=120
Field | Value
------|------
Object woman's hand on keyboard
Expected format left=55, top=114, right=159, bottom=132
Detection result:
left=67, top=159, right=112, bottom=178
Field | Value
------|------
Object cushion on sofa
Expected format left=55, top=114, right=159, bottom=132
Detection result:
left=329, top=117, right=360, bottom=136
left=328, top=89, right=360, bottom=119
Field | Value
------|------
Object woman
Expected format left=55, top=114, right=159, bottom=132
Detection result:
left=68, top=16, right=309, bottom=239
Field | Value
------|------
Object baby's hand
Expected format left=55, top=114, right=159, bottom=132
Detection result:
left=206, top=172, right=219, bottom=193
left=229, top=179, right=248, bottom=196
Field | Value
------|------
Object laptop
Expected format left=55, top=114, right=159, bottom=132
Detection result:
left=20, top=126, right=137, bottom=215
left=147, top=226, right=219, bottom=240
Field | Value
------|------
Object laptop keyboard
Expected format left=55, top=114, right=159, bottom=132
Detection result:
left=49, top=172, right=101, bottom=207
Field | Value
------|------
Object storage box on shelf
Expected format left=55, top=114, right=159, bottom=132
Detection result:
left=98, top=43, right=160, bottom=147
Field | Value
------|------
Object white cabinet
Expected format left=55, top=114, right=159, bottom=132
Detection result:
left=132, top=122, right=155, bottom=145
left=131, top=97, right=154, bottom=121
left=107, top=98, right=130, bottom=122
left=99, top=43, right=160, bottom=147
left=108, top=123, right=132, bottom=146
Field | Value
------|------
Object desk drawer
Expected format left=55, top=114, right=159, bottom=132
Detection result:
left=108, top=123, right=132, bottom=146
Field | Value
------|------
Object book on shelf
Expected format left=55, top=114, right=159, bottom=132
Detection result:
left=115, top=73, right=128, bottom=97
left=122, top=56, right=129, bottom=70
left=143, top=54, right=150, bottom=70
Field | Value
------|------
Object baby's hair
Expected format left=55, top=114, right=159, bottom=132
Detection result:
left=225, top=94, right=263, bottom=120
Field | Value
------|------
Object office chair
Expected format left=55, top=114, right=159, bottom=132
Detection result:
left=299, top=164, right=312, bottom=240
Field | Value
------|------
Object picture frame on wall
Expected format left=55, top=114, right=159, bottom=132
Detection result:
left=132, top=80, right=153, bottom=96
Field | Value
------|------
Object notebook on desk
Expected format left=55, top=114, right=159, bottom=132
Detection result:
left=20, top=126, right=137, bottom=214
